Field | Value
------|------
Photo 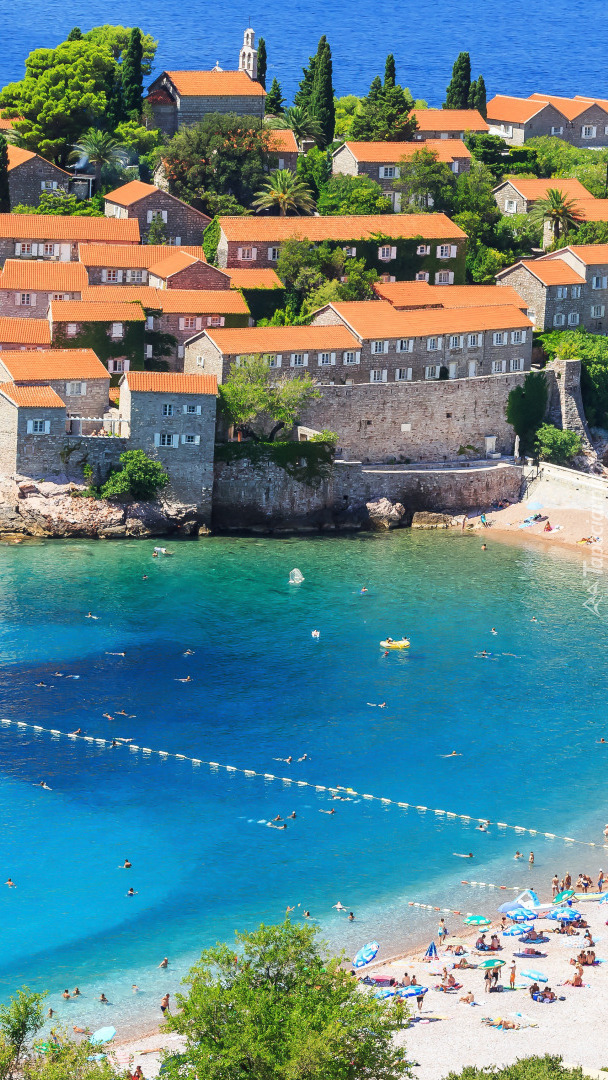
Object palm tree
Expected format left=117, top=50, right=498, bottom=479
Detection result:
left=529, top=188, right=584, bottom=244
left=271, top=106, right=323, bottom=147
left=253, top=170, right=316, bottom=217
left=70, top=129, right=128, bottom=192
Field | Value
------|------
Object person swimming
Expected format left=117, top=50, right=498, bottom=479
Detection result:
left=311, top=630, right=320, bottom=638
left=122, top=859, right=132, bottom=869
left=453, top=852, right=474, bottom=858
left=85, top=612, right=99, bottom=619
left=37, top=781, right=52, bottom=790
left=491, top=628, right=497, bottom=635
left=158, top=957, right=168, bottom=968
left=5, top=878, right=15, bottom=887
left=175, top=676, right=192, bottom=682
left=441, top=751, right=462, bottom=757
left=70, top=728, right=82, bottom=735
left=319, top=808, right=336, bottom=815
left=297, top=754, right=309, bottom=761
left=127, top=887, right=137, bottom=896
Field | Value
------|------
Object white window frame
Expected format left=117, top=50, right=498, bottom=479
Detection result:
left=157, top=432, right=178, bottom=447
left=426, top=336, right=442, bottom=352
left=183, top=316, right=197, bottom=330
left=553, top=313, right=566, bottom=327
left=505, top=198, right=517, bottom=214
left=449, top=335, right=463, bottom=350
left=510, top=330, right=526, bottom=344
left=184, top=403, right=202, bottom=415
left=556, top=286, right=567, bottom=299
left=378, top=245, right=397, bottom=261
left=397, top=338, right=413, bottom=353
left=372, top=339, right=389, bottom=354
left=267, top=247, right=280, bottom=262
left=395, top=367, right=412, bottom=381
left=20, top=293, right=31, bottom=307
left=492, top=331, right=506, bottom=346
left=492, top=359, right=507, bottom=373
left=29, top=419, right=50, bottom=434
left=551, top=125, right=563, bottom=136
left=111, top=322, right=124, bottom=339
left=571, top=285, right=581, bottom=299
left=317, top=351, right=336, bottom=366
left=568, top=312, right=580, bottom=326
left=435, top=270, right=453, bottom=285
left=416, top=271, right=430, bottom=282
left=66, top=381, right=86, bottom=396
left=416, top=244, right=431, bottom=255
left=66, top=323, right=77, bottom=337
left=263, top=353, right=282, bottom=368
left=343, top=246, right=357, bottom=258
left=369, top=368, right=387, bottom=383
left=467, top=333, right=481, bottom=347
left=425, top=364, right=440, bottom=379
left=106, top=269, right=119, bottom=283
left=582, top=125, right=597, bottom=139
left=290, top=352, right=308, bottom=368
left=509, top=358, right=524, bottom=372
left=343, top=350, right=360, bottom=365
left=592, top=275, right=607, bottom=289
left=162, top=403, right=175, bottom=417
left=238, top=247, right=256, bottom=262
left=591, top=304, right=605, bottom=318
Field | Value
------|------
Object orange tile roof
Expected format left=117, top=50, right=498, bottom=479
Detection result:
left=373, top=281, right=526, bottom=310
left=7, top=144, right=70, bottom=176
left=575, top=95, right=608, bottom=110
left=0, top=214, right=140, bottom=242
left=0, top=317, right=51, bottom=344
left=156, top=290, right=250, bottom=314
left=268, top=129, right=299, bottom=154
left=412, top=109, right=488, bottom=132
left=227, top=268, right=283, bottom=290
left=575, top=198, right=608, bottom=222
left=326, top=299, right=532, bottom=338
left=0, top=383, right=65, bottom=408
left=498, top=259, right=586, bottom=285
left=486, top=95, right=553, bottom=124
left=204, top=324, right=360, bottom=354
left=124, top=371, right=217, bottom=395
left=109, top=386, right=120, bottom=404
left=81, top=286, right=161, bottom=307
left=104, top=180, right=159, bottom=206
left=0, top=349, right=108, bottom=380
left=219, top=212, right=466, bottom=242
left=0, top=116, right=16, bottom=131
left=556, top=244, right=608, bottom=265
left=50, top=300, right=145, bottom=322
left=78, top=243, right=206, bottom=267
left=529, top=93, right=606, bottom=121
left=499, top=177, right=592, bottom=201
left=0, top=259, right=88, bottom=291
left=162, top=70, right=266, bottom=97
left=342, top=139, right=470, bottom=163
left=148, top=251, right=201, bottom=278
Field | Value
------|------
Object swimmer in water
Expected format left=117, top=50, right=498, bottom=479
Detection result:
left=267, top=822, right=287, bottom=830
left=37, top=781, right=52, bottom=790
left=62, top=990, right=70, bottom=1000
left=53, top=672, right=64, bottom=677
left=35, top=682, right=47, bottom=687
left=86, top=612, right=99, bottom=619
left=110, top=740, right=119, bottom=748
left=99, top=994, right=108, bottom=1004
left=271, top=814, right=282, bottom=822
left=361, top=587, right=368, bottom=593
left=106, top=652, right=125, bottom=657
left=481, top=544, right=487, bottom=551
left=476, top=822, right=488, bottom=832
left=274, top=756, right=292, bottom=764
left=303, top=910, right=311, bottom=918
left=175, top=676, right=192, bottom=682
left=286, top=905, right=295, bottom=914
left=491, top=628, right=497, bottom=635
left=5, top=878, right=15, bottom=887
left=116, top=710, right=128, bottom=716
left=297, top=754, right=309, bottom=762
left=103, top=713, right=114, bottom=721
left=158, top=957, right=168, bottom=968
left=70, top=728, right=82, bottom=735
left=132, top=985, right=140, bottom=993
left=333, top=901, right=346, bottom=910
left=287, top=811, right=296, bottom=819
left=127, top=887, right=137, bottom=896
left=72, top=987, right=80, bottom=996
left=122, top=859, right=132, bottom=869
left=348, top=911, right=355, bottom=920
left=319, top=808, right=336, bottom=815
left=441, top=751, right=462, bottom=757
left=367, top=702, right=387, bottom=708
left=453, top=852, right=474, bottom=858
left=311, top=630, right=320, bottom=639
left=183, top=649, right=194, bottom=656
left=531, top=616, right=537, bottom=622
left=514, top=851, right=523, bottom=859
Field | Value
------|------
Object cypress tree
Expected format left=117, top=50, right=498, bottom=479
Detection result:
left=468, top=78, right=477, bottom=108
left=265, top=77, right=285, bottom=115
left=67, top=27, right=83, bottom=40
left=444, top=51, right=471, bottom=109
left=384, top=54, right=396, bottom=89
left=257, top=36, right=267, bottom=89
left=122, top=27, right=144, bottom=117
left=294, top=53, right=317, bottom=110
left=474, top=74, right=487, bottom=118
left=0, top=136, right=10, bottom=213
left=309, top=36, right=335, bottom=149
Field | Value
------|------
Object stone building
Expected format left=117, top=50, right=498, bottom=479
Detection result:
left=147, top=252, right=228, bottom=290
left=0, top=214, right=140, bottom=267
left=104, top=181, right=211, bottom=244
left=0, top=382, right=68, bottom=475
left=0, top=260, right=87, bottom=317
left=216, top=213, right=467, bottom=282
left=0, top=348, right=110, bottom=423
left=373, top=280, right=527, bottom=312
left=332, top=139, right=471, bottom=210
left=0, top=316, right=51, bottom=350
left=7, top=145, right=70, bottom=208
left=268, top=129, right=301, bottom=170
left=77, top=243, right=212, bottom=286
left=487, top=93, right=608, bottom=147
left=49, top=299, right=146, bottom=377
left=492, top=177, right=592, bottom=217
left=145, top=30, right=266, bottom=135
left=411, top=109, right=488, bottom=140
left=496, top=244, right=608, bottom=332
left=185, top=300, right=532, bottom=385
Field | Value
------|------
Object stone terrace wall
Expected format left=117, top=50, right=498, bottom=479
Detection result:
left=16, top=435, right=127, bottom=483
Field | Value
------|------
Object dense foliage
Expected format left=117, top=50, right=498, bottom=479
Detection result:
left=506, top=371, right=549, bottom=454
left=257, top=36, right=267, bottom=89
left=317, top=174, right=393, bottom=215
left=294, top=36, right=335, bottom=148
left=350, top=64, right=417, bottom=141
left=444, top=1054, right=591, bottom=1080
left=161, top=920, right=409, bottom=1080
left=101, top=450, right=169, bottom=501
left=538, top=328, right=608, bottom=427
left=0, top=135, right=10, bottom=212
left=12, top=191, right=103, bottom=216
left=219, top=357, right=320, bottom=440
left=535, top=423, right=582, bottom=463
left=396, top=147, right=457, bottom=211
left=272, top=237, right=378, bottom=319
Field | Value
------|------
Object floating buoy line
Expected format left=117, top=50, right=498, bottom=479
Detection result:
left=3, top=718, right=607, bottom=852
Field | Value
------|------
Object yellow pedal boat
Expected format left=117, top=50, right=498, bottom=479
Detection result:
left=380, top=638, right=410, bottom=649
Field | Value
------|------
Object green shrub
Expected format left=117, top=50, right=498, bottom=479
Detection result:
left=100, top=450, right=168, bottom=501
left=309, top=429, right=338, bottom=446
left=535, top=423, right=582, bottom=464
left=506, top=371, right=548, bottom=454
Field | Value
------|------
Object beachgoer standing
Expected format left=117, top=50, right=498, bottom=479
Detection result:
left=509, top=962, right=516, bottom=989
left=551, top=874, right=559, bottom=897
left=484, top=970, right=492, bottom=993
left=598, top=870, right=605, bottom=894
left=565, top=872, right=572, bottom=890
left=160, top=993, right=170, bottom=1015
left=529, top=852, right=535, bottom=867
left=438, top=918, right=448, bottom=945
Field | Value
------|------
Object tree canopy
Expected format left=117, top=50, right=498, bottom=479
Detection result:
left=535, top=423, right=582, bottom=464
left=257, top=37, right=267, bottom=89
left=317, top=174, right=393, bottom=215
left=529, top=188, right=584, bottom=243
left=121, top=27, right=144, bottom=117
left=161, top=920, right=409, bottom=1080
left=273, top=237, right=378, bottom=318
left=12, top=191, right=103, bottom=216
left=0, top=136, right=9, bottom=213
left=307, top=36, right=335, bottom=148
left=101, top=450, right=169, bottom=501
left=444, top=52, right=471, bottom=109
left=253, top=170, right=315, bottom=216
left=219, top=361, right=320, bottom=441
left=506, top=371, right=549, bottom=454
left=350, top=72, right=417, bottom=141
left=265, top=77, right=285, bottom=115
left=395, top=147, right=457, bottom=211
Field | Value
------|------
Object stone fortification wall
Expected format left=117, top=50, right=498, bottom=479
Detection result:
left=544, top=358, right=593, bottom=448
left=16, top=435, right=127, bottom=484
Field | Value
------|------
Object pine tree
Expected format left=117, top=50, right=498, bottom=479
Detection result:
left=265, top=77, right=285, bottom=115
left=122, top=27, right=144, bottom=117
left=294, top=46, right=318, bottom=110
left=474, top=74, right=487, bottom=118
left=444, top=51, right=471, bottom=109
left=384, top=54, right=396, bottom=89
left=66, top=27, right=83, bottom=40
left=309, top=36, right=335, bottom=149
left=257, top=37, right=267, bottom=89
left=350, top=74, right=416, bottom=142
left=0, top=136, right=10, bottom=212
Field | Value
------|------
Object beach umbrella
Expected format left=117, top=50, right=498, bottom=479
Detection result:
left=465, top=915, right=491, bottom=926
left=544, top=908, right=581, bottom=922
left=503, top=908, right=537, bottom=922
left=397, top=985, right=428, bottom=998
left=554, top=890, right=575, bottom=903
left=90, top=1027, right=116, bottom=1046
left=424, top=941, right=438, bottom=959
left=353, top=941, right=380, bottom=968
left=498, top=902, right=535, bottom=916
left=373, top=988, right=396, bottom=999
left=477, top=958, right=506, bottom=969
left=523, top=972, right=550, bottom=985
left=503, top=924, right=534, bottom=937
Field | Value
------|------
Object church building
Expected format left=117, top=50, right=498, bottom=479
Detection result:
left=145, top=29, right=266, bottom=135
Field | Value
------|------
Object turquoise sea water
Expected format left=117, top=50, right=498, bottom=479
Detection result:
left=3, top=0, right=608, bottom=104
left=0, top=531, right=606, bottom=1033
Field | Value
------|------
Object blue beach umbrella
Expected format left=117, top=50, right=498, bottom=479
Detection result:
left=544, top=909, right=581, bottom=922
left=373, top=988, right=396, bottom=998
left=353, top=941, right=380, bottom=968
left=397, top=985, right=428, bottom=998
left=504, top=908, right=537, bottom=922
left=465, top=915, right=491, bottom=926
left=90, top=1027, right=116, bottom=1046
left=503, top=924, right=534, bottom=937
left=424, top=941, right=438, bottom=959
left=520, top=969, right=548, bottom=983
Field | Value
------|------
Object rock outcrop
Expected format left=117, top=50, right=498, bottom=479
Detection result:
left=365, top=497, right=406, bottom=530
left=411, top=511, right=454, bottom=529
left=0, top=477, right=205, bottom=538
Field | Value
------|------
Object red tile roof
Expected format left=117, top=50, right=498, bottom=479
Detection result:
left=227, top=268, right=283, bottom=290
left=204, top=325, right=359, bottom=354
left=0, top=214, right=140, bottom=242
left=575, top=198, right=608, bottom=222
left=341, top=139, right=470, bottom=164
left=268, top=129, right=299, bottom=154
left=0, top=259, right=87, bottom=291
left=0, top=116, right=16, bottom=131
left=412, top=109, right=488, bottom=132
left=0, top=349, right=108, bottom=380
left=81, top=286, right=161, bottom=306
left=0, top=383, right=65, bottom=408
left=326, top=299, right=532, bottom=337
left=156, top=290, right=250, bottom=314
left=7, top=145, right=70, bottom=176
left=486, top=96, right=552, bottom=124
left=498, top=177, right=592, bottom=201
left=124, top=371, right=217, bottom=395
left=51, top=300, right=146, bottom=322
left=373, top=281, right=527, bottom=310
left=507, top=259, right=586, bottom=285
left=161, top=70, right=266, bottom=97
left=148, top=252, right=201, bottom=278
left=555, top=245, right=608, bottom=265
left=219, top=213, right=466, bottom=242
left=104, top=180, right=159, bottom=206
left=78, top=243, right=207, bottom=267
left=0, top=317, right=51, bottom=344
left=529, top=93, right=606, bottom=121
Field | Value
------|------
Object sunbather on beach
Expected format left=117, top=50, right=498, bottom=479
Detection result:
left=459, top=990, right=474, bottom=1003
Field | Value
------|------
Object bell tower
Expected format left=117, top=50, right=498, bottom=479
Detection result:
left=238, top=27, right=258, bottom=80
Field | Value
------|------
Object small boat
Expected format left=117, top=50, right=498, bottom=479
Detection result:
left=380, top=638, right=410, bottom=650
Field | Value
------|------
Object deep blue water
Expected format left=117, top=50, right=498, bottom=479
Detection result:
left=0, top=531, right=606, bottom=1033
left=3, top=0, right=608, bottom=105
